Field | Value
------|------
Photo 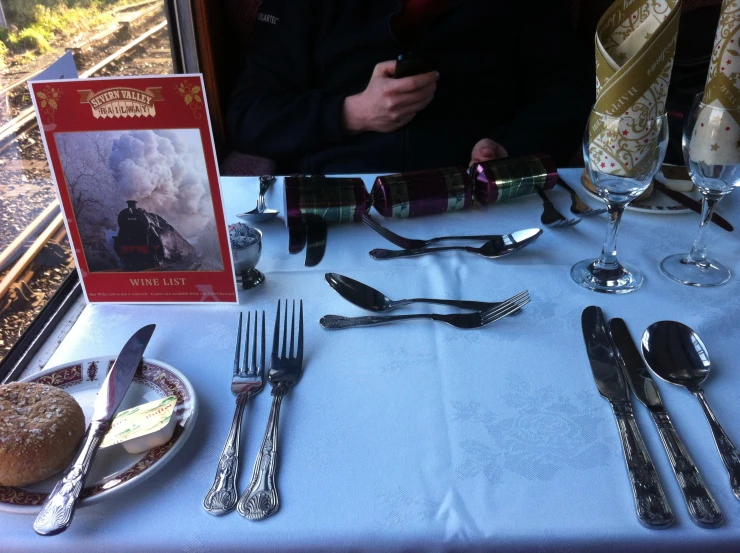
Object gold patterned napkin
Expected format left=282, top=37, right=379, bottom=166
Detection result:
left=589, top=0, right=682, bottom=177
left=690, top=0, right=740, bottom=165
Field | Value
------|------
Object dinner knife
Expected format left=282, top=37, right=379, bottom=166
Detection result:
left=608, top=318, right=723, bottom=528
left=304, top=216, right=327, bottom=267
left=581, top=306, right=673, bottom=528
left=652, top=180, right=734, bottom=232
left=34, top=324, right=156, bottom=536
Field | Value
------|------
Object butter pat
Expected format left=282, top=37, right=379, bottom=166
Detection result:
left=101, top=396, right=178, bottom=454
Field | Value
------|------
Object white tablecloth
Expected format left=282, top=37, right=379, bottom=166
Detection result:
left=3, top=169, right=740, bottom=552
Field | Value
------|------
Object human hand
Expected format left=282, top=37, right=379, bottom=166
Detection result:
left=470, top=138, right=508, bottom=166
left=342, top=60, right=438, bottom=135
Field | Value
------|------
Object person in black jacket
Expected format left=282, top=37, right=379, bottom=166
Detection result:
left=227, top=0, right=592, bottom=174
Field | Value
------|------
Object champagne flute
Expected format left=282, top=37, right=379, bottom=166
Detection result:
left=660, top=94, right=740, bottom=286
left=571, top=110, right=669, bottom=293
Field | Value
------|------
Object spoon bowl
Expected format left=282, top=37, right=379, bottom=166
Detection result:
left=642, top=320, right=740, bottom=501
left=641, top=320, right=711, bottom=389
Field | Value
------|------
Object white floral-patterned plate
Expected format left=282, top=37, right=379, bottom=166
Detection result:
left=0, top=357, right=197, bottom=514
left=581, top=166, right=702, bottom=215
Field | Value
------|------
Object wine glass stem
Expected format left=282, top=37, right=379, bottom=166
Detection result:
left=594, top=202, right=625, bottom=271
left=686, top=195, right=722, bottom=265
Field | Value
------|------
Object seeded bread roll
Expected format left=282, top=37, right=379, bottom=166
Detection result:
left=0, top=382, right=85, bottom=487
left=581, top=169, right=654, bottom=201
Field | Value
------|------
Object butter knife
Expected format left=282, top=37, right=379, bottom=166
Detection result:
left=34, top=324, right=156, bottom=536
left=581, top=306, right=673, bottom=528
left=304, top=216, right=327, bottom=267
left=288, top=221, right=307, bottom=254
left=652, top=180, right=734, bottom=232
left=608, top=318, right=722, bottom=528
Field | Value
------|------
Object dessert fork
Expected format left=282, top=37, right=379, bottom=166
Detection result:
left=556, top=178, right=607, bottom=217
left=320, top=290, right=529, bottom=329
left=203, top=311, right=266, bottom=516
left=238, top=299, right=304, bottom=520
left=362, top=213, right=505, bottom=250
left=537, top=188, right=581, bottom=227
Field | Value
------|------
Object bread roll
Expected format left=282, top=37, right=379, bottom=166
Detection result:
left=0, top=382, right=85, bottom=487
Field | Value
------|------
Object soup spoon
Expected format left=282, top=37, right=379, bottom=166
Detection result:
left=642, top=320, right=740, bottom=501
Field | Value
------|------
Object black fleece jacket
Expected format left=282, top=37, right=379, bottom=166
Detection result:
left=227, top=0, right=593, bottom=174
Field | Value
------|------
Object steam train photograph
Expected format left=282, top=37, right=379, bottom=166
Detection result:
left=113, top=200, right=197, bottom=269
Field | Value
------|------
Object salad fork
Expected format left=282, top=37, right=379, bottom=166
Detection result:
left=203, top=311, right=266, bottom=516
left=537, top=188, right=581, bottom=227
left=362, top=213, right=506, bottom=250
left=238, top=299, right=304, bottom=520
left=320, top=290, right=529, bottom=329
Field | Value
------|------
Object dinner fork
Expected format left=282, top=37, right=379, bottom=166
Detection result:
left=537, top=188, right=581, bottom=228
left=238, top=299, right=304, bottom=520
left=362, top=213, right=504, bottom=250
left=203, top=311, right=266, bottom=516
left=320, top=290, right=530, bottom=329
left=556, top=178, right=607, bottom=217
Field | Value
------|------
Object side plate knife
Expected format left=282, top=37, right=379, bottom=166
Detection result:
left=33, top=324, right=156, bottom=536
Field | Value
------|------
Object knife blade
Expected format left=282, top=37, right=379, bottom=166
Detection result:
left=304, top=216, right=327, bottom=267
left=652, top=180, right=734, bottom=232
left=34, top=324, right=156, bottom=536
left=581, top=306, right=673, bottom=528
left=608, top=318, right=722, bottom=528
left=288, top=221, right=307, bottom=254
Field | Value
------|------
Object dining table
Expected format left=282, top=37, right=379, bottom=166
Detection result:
left=2, top=168, right=740, bottom=552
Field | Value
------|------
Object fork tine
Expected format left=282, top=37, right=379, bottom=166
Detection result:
left=288, top=300, right=295, bottom=358
left=260, top=311, right=266, bottom=372
left=234, top=312, right=243, bottom=376
left=251, top=310, right=258, bottom=374
left=481, top=291, right=530, bottom=324
left=243, top=311, right=250, bottom=375
left=272, top=300, right=281, bottom=360
left=479, top=291, right=528, bottom=320
left=297, top=300, right=304, bottom=363
left=282, top=299, right=288, bottom=359
left=362, top=214, right=406, bottom=246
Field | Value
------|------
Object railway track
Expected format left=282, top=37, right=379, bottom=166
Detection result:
left=0, top=6, right=175, bottom=359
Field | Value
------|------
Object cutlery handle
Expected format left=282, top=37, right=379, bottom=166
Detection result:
left=408, top=298, right=502, bottom=311
left=611, top=403, right=674, bottom=528
left=321, top=314, right=432, bottom=328
left=693, top=389, right=740, bottom=500
left=34, top=420, right=107, bottom=536
left=237, top=393, right=284, bottom=520
left=370, top=245, right=467, bottom=259
left=651, top=411, right=723, bottom=527
left=556, top=179, right=591, bottom=214
left=203, top=394, right=249, bottom=516
left=429, top=235, right=497, bottom=243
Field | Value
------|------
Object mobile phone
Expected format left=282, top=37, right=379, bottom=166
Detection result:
left=394, top=54, right=437, bottom=78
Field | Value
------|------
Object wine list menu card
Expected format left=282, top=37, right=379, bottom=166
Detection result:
left=29, top=75, right=237, bottom=303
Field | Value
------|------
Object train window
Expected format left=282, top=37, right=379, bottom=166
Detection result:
left=0, top=0, right=180, bottom=370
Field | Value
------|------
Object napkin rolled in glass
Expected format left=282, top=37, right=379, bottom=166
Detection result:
left=372, top=153, right=557, bottom=218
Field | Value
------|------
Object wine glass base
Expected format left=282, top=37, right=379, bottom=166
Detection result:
left=660, top=253, right=731, bottom=287
left=570, top=259, right=644, bottom=294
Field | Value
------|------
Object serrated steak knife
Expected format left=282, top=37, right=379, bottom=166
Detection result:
left=581, top=306, right=673, bottom=528
left=34, top=324, right=156, bottom=536
left=609, top=317, right=722, bottom=528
